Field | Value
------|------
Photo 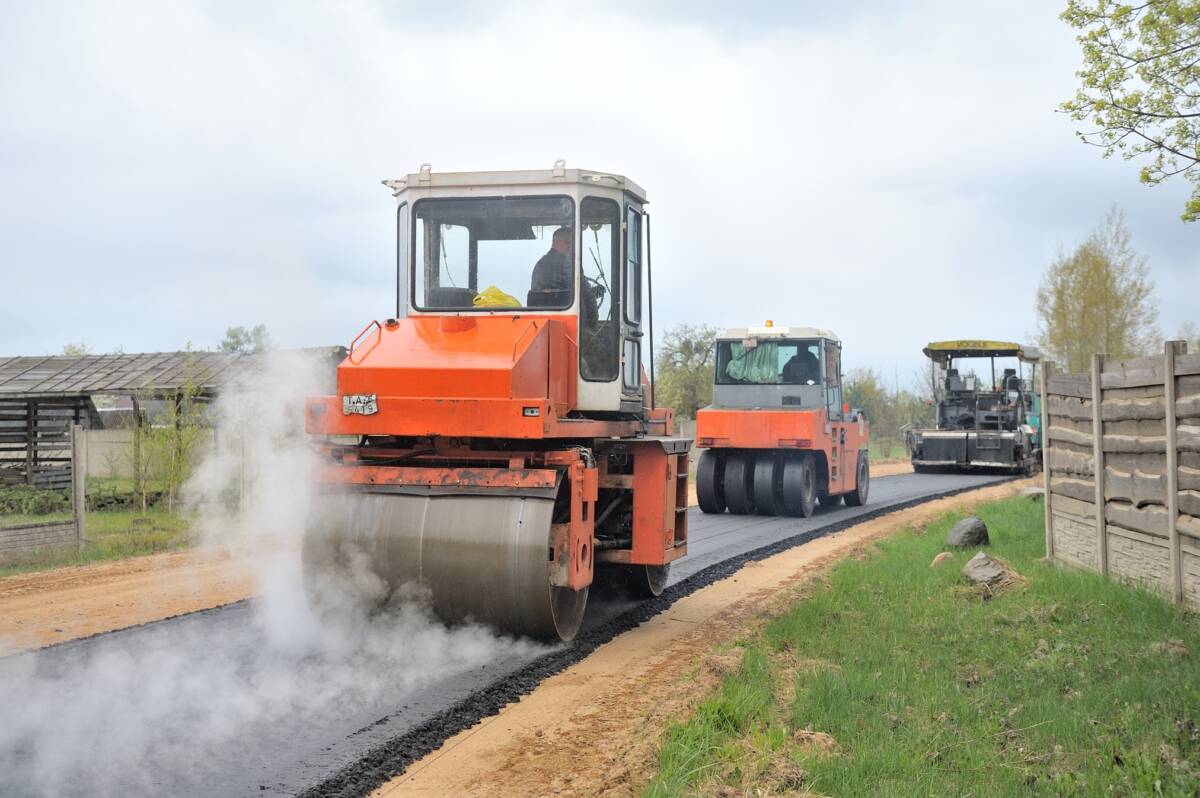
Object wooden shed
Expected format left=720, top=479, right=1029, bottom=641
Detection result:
left=0, top=349, right=343, bottom=489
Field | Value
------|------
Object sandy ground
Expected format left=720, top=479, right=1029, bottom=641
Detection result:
left=377, top=478, right=1031, bottom=798
left=0, top=545, right=278, bottom=655
left=873, top=459, right=915, bottom=478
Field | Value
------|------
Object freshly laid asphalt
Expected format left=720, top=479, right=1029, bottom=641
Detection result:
left=0, top=470, right=1008, bottom=798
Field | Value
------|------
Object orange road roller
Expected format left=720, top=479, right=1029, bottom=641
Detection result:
left=303, top=164, right=690, bottom=641
left=694, top=325, right=870, bottom=516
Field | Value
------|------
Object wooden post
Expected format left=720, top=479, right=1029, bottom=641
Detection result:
left=1040, top=360, right=1054, bottom=560
left=239, top=429, right=247, bottom=513
left=131, top=395, right=144, bottom=511
left=1091, top=353, right=1108, bottom=576
left=25, top=399, right=35, bottom=485
left=1165, top=340, right=1183, bottom=603
left=71, top=423, right=87, bottom=550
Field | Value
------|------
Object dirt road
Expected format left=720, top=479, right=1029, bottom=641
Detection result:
left=377, top=479, right=1030, bottom=797
left=0, top=545, right=275, bottom=655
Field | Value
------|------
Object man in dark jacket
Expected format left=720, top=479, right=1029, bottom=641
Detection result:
left=530, top=227, right=573, bottom=292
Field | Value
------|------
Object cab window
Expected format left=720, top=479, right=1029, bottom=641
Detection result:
left=412, top=196, right=574, bottom=310
left=579, top=197, right=620, bottom=381
left=624, top=207, right=641, bottom=323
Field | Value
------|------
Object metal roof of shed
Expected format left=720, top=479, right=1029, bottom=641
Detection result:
left=0, top=348, right=345, bottom=399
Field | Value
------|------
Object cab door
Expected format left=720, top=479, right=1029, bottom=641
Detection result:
left=824, top=341, right=848, bottom=489
left=620, top=204, right=645, bottom=412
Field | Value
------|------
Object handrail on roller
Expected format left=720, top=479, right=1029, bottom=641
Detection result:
left=349, top=320, right=382, bottom=365
left=512, top=320, right=540, bottom=361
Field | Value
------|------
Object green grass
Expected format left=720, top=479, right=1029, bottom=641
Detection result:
left=870, top=436, right=908, bottom=462
left=0, top=511, right=74, bottom=529
left=0, top=508, right=193, bottom=577
left=643, top=497, right=1200, bottom=797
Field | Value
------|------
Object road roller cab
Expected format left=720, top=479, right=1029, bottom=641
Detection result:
left=694, top=324, right=870, bottom=516
left=304, top=164, right=690, bottom=641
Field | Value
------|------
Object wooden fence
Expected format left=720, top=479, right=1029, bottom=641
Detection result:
left=1040, top=342, right=1200, bottom=604
left=0, top=425, right=87, bottom=555
left=0, top=397, right=90, bottom=488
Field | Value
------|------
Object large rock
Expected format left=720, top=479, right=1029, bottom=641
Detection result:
left=962, top=551, right=1006, bottom=585
left=946, top=516, right=989, bottom=547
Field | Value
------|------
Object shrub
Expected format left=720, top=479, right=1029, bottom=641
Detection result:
left=0, top=485, right=71, bottom=516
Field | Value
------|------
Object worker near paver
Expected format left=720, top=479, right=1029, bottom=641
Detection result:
left=530, top=226, right=573, bottom=292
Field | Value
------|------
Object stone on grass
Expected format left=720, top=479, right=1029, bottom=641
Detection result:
left=946, top=516, right=989, bottom=547
left=961, top=551, right=1006, bottom=585
left=929, top=552, right=954, bottom=569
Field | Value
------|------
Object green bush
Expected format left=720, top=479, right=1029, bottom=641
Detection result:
left=0, top=485, right=71, bottom=516
left=84, top=480, right=164, bottom=511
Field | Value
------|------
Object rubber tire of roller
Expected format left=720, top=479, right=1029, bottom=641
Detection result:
left=722, top=452, right=756, bottom=515
left=752, top=454, right=782, bottom=516
left=845, top=452, right=870, bottom=506
left=781, top=456, right=816, bottom=517
left=696, top=450, right=727, bottom=514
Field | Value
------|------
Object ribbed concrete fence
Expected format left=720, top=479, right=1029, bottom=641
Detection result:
left=1040, top=342, right=1200, bottom=604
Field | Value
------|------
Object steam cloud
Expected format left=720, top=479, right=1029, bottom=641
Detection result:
left=0, top=350, right=545, bottom=796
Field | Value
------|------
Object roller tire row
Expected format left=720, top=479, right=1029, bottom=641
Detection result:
left=696, top=450, right=869, bottom=516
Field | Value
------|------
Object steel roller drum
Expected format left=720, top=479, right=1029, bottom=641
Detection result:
left=303, top=490, right=588, bottom=641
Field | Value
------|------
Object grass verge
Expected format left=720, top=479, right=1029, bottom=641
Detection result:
left=869, top=437, right=908, bottom=463
left=644, top=496, right=1200, bottom=797
left=0, top=509, right=193, bottom=577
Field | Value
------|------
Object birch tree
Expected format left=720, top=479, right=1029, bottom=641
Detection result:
left=1035, top=207, right=1159, bottom=371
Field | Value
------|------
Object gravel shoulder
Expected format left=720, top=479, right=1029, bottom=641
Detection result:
left=375, top=479, right=1030, bottom=798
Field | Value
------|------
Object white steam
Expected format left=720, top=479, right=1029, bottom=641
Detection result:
left=0, top=350, right=546, bottom=797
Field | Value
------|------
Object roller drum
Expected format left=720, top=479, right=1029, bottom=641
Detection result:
left=304, top=491, right=587, bottom=641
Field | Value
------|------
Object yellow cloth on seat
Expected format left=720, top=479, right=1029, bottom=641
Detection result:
left=472, top=285, right=522, bottom=308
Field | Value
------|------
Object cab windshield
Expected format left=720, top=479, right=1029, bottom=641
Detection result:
left=715, top=339, right=823, bottom=385
left=412, top=196, right=575, bottom=310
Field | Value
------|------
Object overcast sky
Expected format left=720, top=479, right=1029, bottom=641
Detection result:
left=0, top=0, right=1195, bottom=382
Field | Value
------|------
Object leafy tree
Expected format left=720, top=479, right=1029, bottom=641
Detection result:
left=219, top=324, right=272, bottom=355
left=1060, top=1, right=1200, bottom=222
left=845, top=369, right=934, bottom=457
left=654, top=324, right=718, bottom=419
left=1035, top=207, right=1159, bottom=372
left=845, top=368, right=893, bottom=434
left=1177, top=320, right=1200, bottom=351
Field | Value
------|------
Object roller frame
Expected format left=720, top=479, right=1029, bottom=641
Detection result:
left=307, top=439, right=689, bottom=640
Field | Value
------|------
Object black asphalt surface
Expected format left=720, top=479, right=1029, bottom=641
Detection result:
left=0, top=471, right=1008, bottom=798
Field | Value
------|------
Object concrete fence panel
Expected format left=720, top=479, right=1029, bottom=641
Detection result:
left=1042, top=342, right=1200, bottom=604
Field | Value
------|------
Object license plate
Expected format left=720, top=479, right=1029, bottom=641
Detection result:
left=342, top=394, right=378, bottom=416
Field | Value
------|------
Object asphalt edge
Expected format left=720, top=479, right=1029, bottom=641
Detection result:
left=0, top=598, right=252, bottom=661
left=298, top=477, right=1017, bottom=798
